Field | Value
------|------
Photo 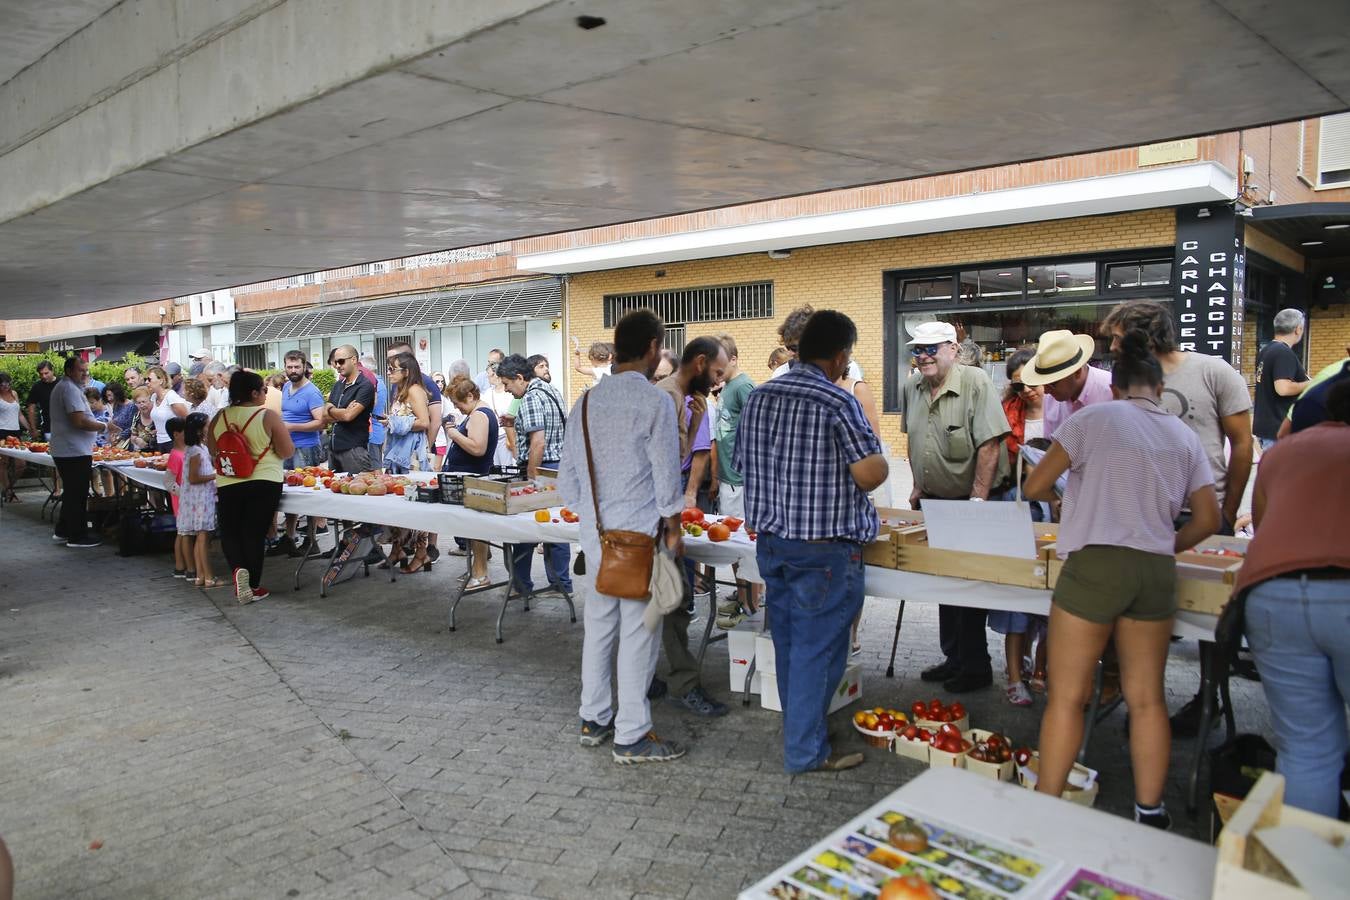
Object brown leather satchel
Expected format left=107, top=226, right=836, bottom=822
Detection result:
left=581, top=391, right=656, bottom=599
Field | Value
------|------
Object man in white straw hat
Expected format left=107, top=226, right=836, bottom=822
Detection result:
left=1019, top=330, right=1113, bottom=440
left=899, top=321, right=1010, bottom=694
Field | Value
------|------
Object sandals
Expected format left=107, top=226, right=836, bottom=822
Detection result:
left=195, top=577, right=227, bottom=589
left=465, top=575, right=491, bottom=590
left=1028, top=670, right=1048, bottom=693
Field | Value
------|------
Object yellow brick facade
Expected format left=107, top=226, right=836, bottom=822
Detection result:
left=564, top=208, right=1176, bottom=453
left=1309, top=306, right=1350, bottom=374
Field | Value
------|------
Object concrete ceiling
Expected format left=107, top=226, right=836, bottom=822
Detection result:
left=1, top=0, right=1349, bottom=320
left=0, top=0, right=122, bottom=85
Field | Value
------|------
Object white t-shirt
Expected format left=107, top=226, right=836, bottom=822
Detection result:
left=1023, top=418, right=1044, bottom=442
left=591, top=364, right=612, bottom=384
left=151, top=389, right=188, bottom=444
left=206, top=385, right=230, bottom=410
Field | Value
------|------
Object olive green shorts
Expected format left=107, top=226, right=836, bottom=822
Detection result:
left=1052, top=545, right=1177, bottom=624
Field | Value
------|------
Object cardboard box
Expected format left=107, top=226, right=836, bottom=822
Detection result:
left=761, top=663, right=861, bottom=713
left=892, top=734, right=930, bottom=764
left=462, top=468, right=559, bottom=515
left=964, top=729, right=1015, bottom=782
left=1214, top=771, right=1350, bottom=899
left=726, top=625, right=762, bottom=694
left=754, top=633, right=776, bottom=676
left=1015, top=755, right=1099, bottom=807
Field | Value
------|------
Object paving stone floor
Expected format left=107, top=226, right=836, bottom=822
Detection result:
left=0, top=488, right=1273, bottom=899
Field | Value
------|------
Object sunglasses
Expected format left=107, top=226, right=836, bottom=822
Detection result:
left=1010, top=382, right=1025, bottom=393
left=910, top=342, right=948, bottom=358
left=387, top=365, right=405, bottom=372
left=332, top=356, right=350, bottom=365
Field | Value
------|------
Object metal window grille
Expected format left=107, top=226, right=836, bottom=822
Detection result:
left=236, top=344, right=266, bottom=370
left=602, top=281, right=773, bottom=328
left=663, top=325, right=686, bottom=353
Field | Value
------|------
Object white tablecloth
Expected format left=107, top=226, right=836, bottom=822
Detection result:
left=102, top=462, right=1218, bottom=639
left=0, top=447, right=55, bottom=467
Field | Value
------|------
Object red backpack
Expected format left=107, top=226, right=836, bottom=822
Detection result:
left=214, top=408, right=271, bottom=478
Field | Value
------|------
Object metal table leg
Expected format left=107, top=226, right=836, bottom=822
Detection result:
left=885, top=600, right=907, bottom=678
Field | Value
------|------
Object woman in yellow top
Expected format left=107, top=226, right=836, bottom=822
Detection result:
left=207, top=371, right=294, bottom=605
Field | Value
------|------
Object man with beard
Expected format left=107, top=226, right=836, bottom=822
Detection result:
left=274, top=350, right=329, bottom=554
left=527, top=354, right=553, bottom=384
left=652, top=337, right=731, bottom=717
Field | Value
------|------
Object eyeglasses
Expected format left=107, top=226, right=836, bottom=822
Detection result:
left=910, top=343, right=949, bottom=358
left=387, top=365, right=405, bottom=373
left=332, top=356, right=350, bottom=365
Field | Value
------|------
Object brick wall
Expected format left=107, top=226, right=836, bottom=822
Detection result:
left=1309, top=306, right=1350, bottom=374
left=564, top=208, right=1175, bottom=453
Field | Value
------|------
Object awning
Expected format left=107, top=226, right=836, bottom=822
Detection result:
left=95, top=328, right=161, bottom=361
left=1248, top=203, right=1350, bottom=260
left=235, top=277, right=562, bottom=345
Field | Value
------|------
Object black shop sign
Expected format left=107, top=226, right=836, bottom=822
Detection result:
left=1173, top=205, right=1245, bottom=366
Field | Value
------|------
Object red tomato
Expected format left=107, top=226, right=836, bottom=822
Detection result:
left=681, top=507, right=705, bottom=525
left=910, top=701, right=927, bottom=717
left=950, top=701, right=966, bottom=718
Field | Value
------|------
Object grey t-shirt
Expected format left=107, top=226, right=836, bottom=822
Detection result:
left=49, top=377, right=97, bottom=458
left=1158, top=352, right=1251, bottom=506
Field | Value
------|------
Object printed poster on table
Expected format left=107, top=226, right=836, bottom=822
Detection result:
left=756, top=803, right=1061, bottom=899
left=1052, top=869, right=1172, bottom=900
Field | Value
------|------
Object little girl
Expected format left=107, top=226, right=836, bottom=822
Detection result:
left=570, top=337, right=613, bottom=384
left=85, top=387, right=117, bottom=497
left=178, top=413, right=221, bottom=588
left=166, top=417, right=191, bottom=578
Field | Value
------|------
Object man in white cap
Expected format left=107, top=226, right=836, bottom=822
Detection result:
left=899, top=321, right=1010, bottom=694
left=1020, top=330, right=1113, bottom=440
left=187, top=348, right=214, bottom=378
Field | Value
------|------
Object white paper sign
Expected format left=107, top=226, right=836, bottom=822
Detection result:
left=920, top=499, right=1038, bottom=559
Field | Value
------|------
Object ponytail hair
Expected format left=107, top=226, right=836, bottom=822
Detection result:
left=1111, top=328, right=1163, bottom=393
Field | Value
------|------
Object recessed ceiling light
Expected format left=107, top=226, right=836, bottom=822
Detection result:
left=1302, top=240, right=1325, bottom=246
left=1325, top=223, right=1349, bottom=230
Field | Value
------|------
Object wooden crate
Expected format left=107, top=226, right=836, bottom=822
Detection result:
left=864, top=508, right=927, bottom=569
left=462, top=468, right=559, bottom=515
left=895, top=543, right=1050, bottom=589
left=1214, top=772, right=1350, bottom=899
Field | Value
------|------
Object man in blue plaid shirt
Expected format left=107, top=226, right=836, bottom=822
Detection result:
left=735, top=310, right=888, bottom=773
left=499, top=353, right=572, bottom=596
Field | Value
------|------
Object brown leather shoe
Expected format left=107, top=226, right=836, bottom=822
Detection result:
left=812, top=751, right=865, bottom=772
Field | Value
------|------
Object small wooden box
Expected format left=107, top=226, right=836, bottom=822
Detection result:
left=462, top=468, right=559, bottom=515
left=1214, top=772, right=1350, bottom=899
left=864, top=508, right=927, bottom=569
left=892, top=734, right=930, bottom=764
left=964, top=729, right=1015, bottom=782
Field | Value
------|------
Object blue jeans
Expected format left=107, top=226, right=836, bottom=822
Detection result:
left=1245, top=574, right=1350, bottom=817
left=367, top=441, right=384, bottom=470
left=509, top=542, right=573, bottom=594
left=1258, top=436, right=1277, bottom=452
left=757, top=533, right=865, bottom=773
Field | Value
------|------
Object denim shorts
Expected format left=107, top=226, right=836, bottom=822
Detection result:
left=285, top=443, right=324, bottom=470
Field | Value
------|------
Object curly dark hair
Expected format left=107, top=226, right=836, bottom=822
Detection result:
left=777, top=305, right=816, bottom=348
left=1101, top=300, right=1176, bottom=354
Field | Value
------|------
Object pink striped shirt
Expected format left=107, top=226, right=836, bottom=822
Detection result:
left=1043, top=364, right=1114, bottom=439
left=1054, top=398, right=1214, bottom=557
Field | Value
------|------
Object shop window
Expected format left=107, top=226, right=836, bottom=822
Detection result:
left=1105, top=259, right=1172, bottom=290
left=236, top=344, right=266, bottom=370
left=1317, top=111, right=1350, bottom=187
left=1027, top=260, right=1096, bottom=299
left=900, top=276, right=956, bottom=303
left=957, top=269, right=1023, bottom=302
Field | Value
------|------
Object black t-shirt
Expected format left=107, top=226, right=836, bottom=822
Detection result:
left=328, top=376, right=375, bottom=452
left=27, top=378, right=57, bottom=434
left=1253, top=341, right=1307, bottom=439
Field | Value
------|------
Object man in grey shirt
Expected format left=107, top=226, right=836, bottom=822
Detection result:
left=50, top=356, right=107, bottom=548
left=558, top=310, right=687, bottom=765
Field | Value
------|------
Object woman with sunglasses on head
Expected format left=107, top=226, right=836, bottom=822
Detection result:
left=381, top=351, right=433, bottom=573
left=1024, top=329, right=1219, bottom=830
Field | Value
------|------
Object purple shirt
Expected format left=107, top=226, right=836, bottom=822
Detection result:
left=1043, top=364, right=1113, bottom=439
left=1054, top=399, right=1214, bottom=558
left=681, top=396, right=711, bottom=472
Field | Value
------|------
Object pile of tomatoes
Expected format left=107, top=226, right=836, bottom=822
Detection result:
left=852, top=706, right=908, bottom=734
left=910, top=698, right=965, bottom=724
left=926, top=723, right=971, bottom=755
left=967, top=732, right=1014, bottom=764
left=679, top=507, right=746, bottom=543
